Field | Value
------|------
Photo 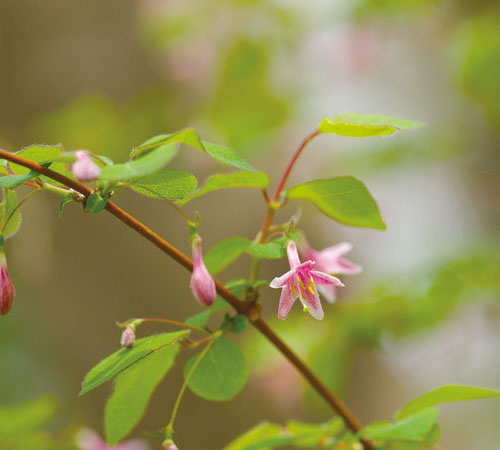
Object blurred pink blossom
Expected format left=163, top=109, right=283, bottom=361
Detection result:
left=76, top=428, right=149, bottom=450
left=299, top=240, right=361, bottom=303
left=0, top=252, right=15, bottom=316
left=72, top=151, right=100, bottom=182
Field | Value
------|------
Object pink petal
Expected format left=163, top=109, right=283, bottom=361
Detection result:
left=277, top=285, right=295, bottom=320
left=322, top=242, right=353, bottom=257
left=312, top=271, right=344, bottom=287
left=270, top=269, right=295, bottom=288
left=286, top=241, right=301, bottom=269
left=318, top=284, right=337, bottom=303
left=296, top=277, right=324, bottom=320
left=335, top=257, right=362, bottom=274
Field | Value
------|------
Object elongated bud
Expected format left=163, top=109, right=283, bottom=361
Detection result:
left=0, top=252, right=15, bottom=316
left=189, top=235, right=216, bottom=306
left=72, top=151, right=101, bottom=181
left=120, top=326, right=136, bottom=347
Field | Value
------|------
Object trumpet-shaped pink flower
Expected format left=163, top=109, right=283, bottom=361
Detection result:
left=0, top=253, right=15, bottom=316
left=270, top=241, right=343, bottom=320
left=72, top=151, right=101, bottom=181
left=189, top=235, right=216, bottom=306
left=299, top=240, right=361, bottom=303
left=76, top=428, right=149, bottom=450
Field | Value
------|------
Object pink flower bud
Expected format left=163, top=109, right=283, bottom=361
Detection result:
left=120, top=326, right=136, bottom=347
left=162, top=439, right=179, bottom=450
left=0, top=253, right=15, bottom=316
left=189, top=235, right=216, bottom=306
left=72, top=151, right=101, bottom=181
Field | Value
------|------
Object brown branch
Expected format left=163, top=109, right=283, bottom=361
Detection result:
left=0, top=149, right=371, bottom=448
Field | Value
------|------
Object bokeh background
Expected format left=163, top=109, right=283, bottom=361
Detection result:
left=1, top=0, right=499, bottom=448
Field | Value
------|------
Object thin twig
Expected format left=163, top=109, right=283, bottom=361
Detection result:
left=0, top=148, right=371, bottom=448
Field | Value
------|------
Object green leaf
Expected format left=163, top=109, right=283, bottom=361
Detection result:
left=201, top=140, right=254, bottom=171
left=396, top=385, right=500, bottom=420
left=246, top=238, right=286, bottom=259
left=0, top=396, right=59, bottom=438
left=130, top=129, right=254, bottom=171
left=129, top=169, right=197, bottom=200
left=185, top=297, right=229, bottom=329
left=204, top=237, right=251, bottom=275
left=9, top=146, right=66, bottom=175
left=99, top=143, right=177, bottom=181
left=393, top=423, right=441, bottom=450
left=81, top=330, right=189, bottom=394
left=319, top=113, right=425, bottom=137
left=105, top=343, right=180, bottom=446
left=184, top=336, right=247, bottom=401
left=58, top=193, right=75, bottom=217
left=0, top=189, right=22, bottom=238
left=85, top=192, right=108, bottom=214
left=178, top=171, right=268, bottom=205
left=287, top=176, right=386, bottom=230
left=224, top=422, right=283, bottom=450
left=0, top=170, right=41, bottom=189
left=361, top=407, right=438, bottom=442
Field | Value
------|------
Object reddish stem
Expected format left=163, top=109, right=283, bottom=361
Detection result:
left=272, top=129, right=320, bottom=202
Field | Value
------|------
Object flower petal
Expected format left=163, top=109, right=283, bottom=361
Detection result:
left=335, top=257, right=362, bottom=274
left=270, top=269, right=295, bottom=288
left=277, top=285, right=295, bottom=320
left=318, top=284, right=337, bottom=303
left=286, top=241, right=301, bottom=269
left=312, top=271, right=344, bottom=287
left=297, top=277, right=324, bottom=320
left=322, top=242, right=352, bottom=257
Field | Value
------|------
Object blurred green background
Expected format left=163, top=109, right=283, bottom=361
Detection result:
left=1, top=0, right=499, bottom=448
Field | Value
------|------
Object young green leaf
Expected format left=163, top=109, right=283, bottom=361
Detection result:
left=392, top=423, right=441, bottom=450
left=286, top=176, right=386, bottom=230
left=0, top=170, right=41, bottom=189
left=85, top=192, right=108, bottom=214
left=99, top=143, right=177, bottom=181
left=246, top=239, right=286, bottom=259
left=177, top=171, right=269, bottom=205
left=129, top=169, right=197, bottom=200
left=360, top=407, right=438, bottom=442
left=81, top=330, right=189, bottom=394
left=130, top=129, right=254, bottom=171
left=8, top=146, right=65, bottom=175
left=58, top=193, right=75, bottom=217
left=105, top=343, right=180, bottom=446
left=204, top=236, right=251, bottom=275
left=396, top=385, right=500, bottom=419
left=185, top=297, right=229, bottom=329
left=0, top=189, right=22, bottom=238
left=0, top=396, right=59, bottom=439
left=224, top=422, right=283, bottom=450
left=184, top=336, right=248, bottom=401
left=319, top=113, right=425, bottom=137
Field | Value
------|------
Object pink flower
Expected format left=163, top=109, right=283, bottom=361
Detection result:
left=299, top=240, right=361, bottom=303
left=162, top=439, right=179, bottom=450
left=189, top=235, right=216, bottom=306
left=72, top=151, right=101, bottom=181
left=270, top=241, right=343, bottom=320
left=120, top=326, right=136, bottom=347
left=0, top=253, right=15, bottom=316
left=76, top=428, right=149, bottom=450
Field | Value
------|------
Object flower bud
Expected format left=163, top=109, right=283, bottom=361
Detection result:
left=0, top=253, right=15, bottom=316
left=189, top=235, right=216, bottom=306
left=162, top=438, right=179, bottom=450
left=72, top=151, right=101, bottom=181
left=120, top=326, right=136, bottom=347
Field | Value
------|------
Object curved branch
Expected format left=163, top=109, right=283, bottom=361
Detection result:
left=0, top=149, right=371, bottom=448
